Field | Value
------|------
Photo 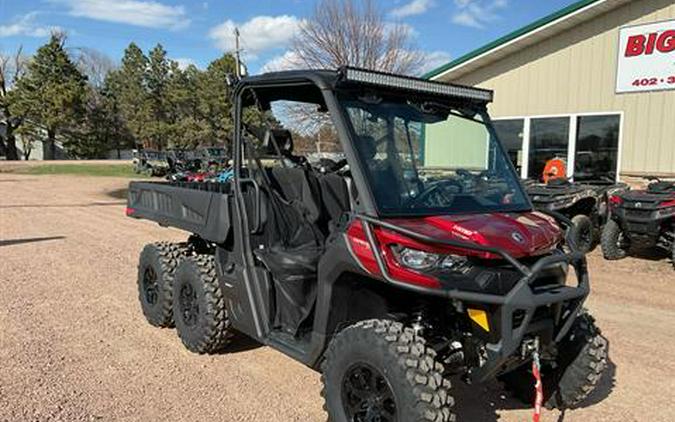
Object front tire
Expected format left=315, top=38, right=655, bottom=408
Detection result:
left=173, top=255, right=232, bottom=354
left=321, top=319, right=455, bottom=422
left=500, top=311, right=608, bottom=410
left=137, top=242, right=187, bottom=327
left=601, top=219, right=629, bottom=260
left=570, top=214, right=595, bottom=253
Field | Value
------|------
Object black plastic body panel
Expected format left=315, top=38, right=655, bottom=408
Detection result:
left=127, top=181, right=232, bottom=243
left=611, top=195, right=674, bottom=248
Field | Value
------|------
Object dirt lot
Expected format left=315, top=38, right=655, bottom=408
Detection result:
left=1, top=172, right=674, bottom=421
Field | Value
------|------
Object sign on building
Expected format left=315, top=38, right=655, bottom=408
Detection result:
left=616, top=19, right=675, bottom=94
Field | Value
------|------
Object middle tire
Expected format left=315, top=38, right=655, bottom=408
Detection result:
left=173, top=255, right=233, bottom=354
left=321, top=319, right=455, bottom=422
left=570, top=214, right=595, bottom=253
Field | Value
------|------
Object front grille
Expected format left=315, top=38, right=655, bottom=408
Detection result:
left=627, top=222, right=649, bottom=233
left=625, top=209, right=652, bottom=219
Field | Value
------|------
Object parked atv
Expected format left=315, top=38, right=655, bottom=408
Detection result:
left=132, top=149, right=169, bottom=177
left=602, top=177, right=675, bottom=268
left=126, top=67, right=608, bottom=420
left=526, top=178, right=628, bottom=253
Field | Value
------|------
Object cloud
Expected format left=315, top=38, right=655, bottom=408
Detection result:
left=451, top=0, right=508, bottom=29
left=174, top=57, right=199, bottom=70
left=260, top=51, right=303, bottom=73
left=53, top=0, right=190, bottom=30
left=390, top=0, right=435, bottom=19
left=420, top=50, right=452, bottom=74
left=0, top=12, right=60, bottom=38
left=209, top=15, right=302, bottom=58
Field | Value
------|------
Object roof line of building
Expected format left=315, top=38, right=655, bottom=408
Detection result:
left=422, top=0, right=603, bottom=80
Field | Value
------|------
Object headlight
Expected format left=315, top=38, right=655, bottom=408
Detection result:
left=393, top=247, right=440, bottom=270
left=392, top=246, right=472, bottom=274
left=440, top=255, right=472, bottom=274
left=656, top=206, right=675, bottom=218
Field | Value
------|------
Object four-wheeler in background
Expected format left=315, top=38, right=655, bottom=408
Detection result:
left=525, top=177, right=628, bottom=253
left=132, top=149, right=169, bottom=177
left=602, top=177, right=675, bottom=269
left=127, top=67, right=608, bottom=421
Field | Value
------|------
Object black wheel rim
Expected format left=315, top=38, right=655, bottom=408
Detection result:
left=179, top=283, right=199, bottom=326
left=342, top=362, right=397, bottom=422
left=142, top=267, right=158, bottom=306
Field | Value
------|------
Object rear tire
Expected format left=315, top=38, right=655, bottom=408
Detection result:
left=601, top=219, right=629, bottom=260
left=173, top=255, right=232, bottom=354
left=321, top=319, right=455, bottom=422
left=500, top=311, right=608, bottom=410
left=570, top=215, right=594, bottom=253
left=137, top=242, right=187, bottom=327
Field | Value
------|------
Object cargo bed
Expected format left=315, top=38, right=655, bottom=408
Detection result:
left=127, top=181, right=231, bottom=243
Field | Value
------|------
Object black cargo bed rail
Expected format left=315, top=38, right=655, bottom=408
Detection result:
left=126, top=181, right=232, bottom=244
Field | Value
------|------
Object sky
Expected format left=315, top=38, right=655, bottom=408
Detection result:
left=0, top=0, right=580, bottom=75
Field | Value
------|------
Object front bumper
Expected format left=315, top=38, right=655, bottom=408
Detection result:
left=612, top=206, right=673, bottom=248
left=356, top=212, right=589, bottom=383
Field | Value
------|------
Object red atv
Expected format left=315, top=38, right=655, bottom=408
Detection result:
left=127, top=67, right=608, bottom=421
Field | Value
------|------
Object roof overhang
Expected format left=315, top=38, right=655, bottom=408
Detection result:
left=426, top=0, right=633, bottom=82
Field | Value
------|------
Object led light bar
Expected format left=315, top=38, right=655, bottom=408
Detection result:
left=340, top=66, right=493, bottom=102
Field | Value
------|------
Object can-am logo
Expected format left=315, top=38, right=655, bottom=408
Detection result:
left=624, top=30, right=675, bottom=57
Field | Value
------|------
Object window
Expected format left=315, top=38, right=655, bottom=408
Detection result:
left=493, top=119, right=525, bottom=174
left=574, top=115, right=620, bottom=181
left=528, top=117, right=570, bottom=181
left=340, top=95, right=530, bottom=216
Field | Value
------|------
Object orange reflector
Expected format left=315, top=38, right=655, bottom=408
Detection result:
left=468, top=309, right=490, bottom=332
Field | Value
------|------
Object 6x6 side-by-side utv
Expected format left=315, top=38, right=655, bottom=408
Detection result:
left=127, top=67, right=608, bottom=421
left=602, top=177, right=675, bottom=269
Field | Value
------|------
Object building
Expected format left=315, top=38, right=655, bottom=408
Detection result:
left=425, top=0, right=675, bottom=181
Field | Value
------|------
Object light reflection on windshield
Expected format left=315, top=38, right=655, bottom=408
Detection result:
left=341, top=96, right=531, bottom=216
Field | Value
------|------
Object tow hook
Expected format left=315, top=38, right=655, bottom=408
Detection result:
left=522, top=337, right=544, bottom=422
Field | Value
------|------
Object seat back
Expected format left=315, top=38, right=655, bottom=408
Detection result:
left=318, top=173, right=351, bottom=228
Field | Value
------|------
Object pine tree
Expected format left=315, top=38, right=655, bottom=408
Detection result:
left=196, top=54, right=237, bottom=153
left=107, top=42, right=151, bottom=149
left=10, top=33, right=87, bottom=159
left=145, top=44, right=171, bottom=150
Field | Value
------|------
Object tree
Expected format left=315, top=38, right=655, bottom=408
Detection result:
left=10, top=33, right=87, bottom=160
left=285, top=0, right=423, bottom=147
left=165, top=62, right=209, bottom=149
left=292, top=0, right=423, bottom=74
left=195, top=54, right=238, bottom=152
left=62, top=83, right=134, bottom=159
left=144, top=44, right=172, bottom=150
left=107, top=42, right=151, bottom=149
left=0, top=47, right=27, bottom=160
left=74, top=47, right=116, bottom=89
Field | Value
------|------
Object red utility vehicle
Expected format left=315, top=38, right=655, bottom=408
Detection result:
left=127, top=67, right=608, bottom=421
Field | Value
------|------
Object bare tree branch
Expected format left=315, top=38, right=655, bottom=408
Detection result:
left=292, top=0, right=424, bottom=75
left=283, top=0, right=425, bottom=139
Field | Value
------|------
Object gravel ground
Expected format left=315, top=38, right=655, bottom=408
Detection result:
left=1, top=173, right=674, bottom=422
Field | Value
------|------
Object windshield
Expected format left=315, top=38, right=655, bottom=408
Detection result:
left=340, top=93, right=531, bottom=216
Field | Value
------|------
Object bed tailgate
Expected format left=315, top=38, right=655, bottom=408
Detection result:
left=126, top=181, right=231, bottom=243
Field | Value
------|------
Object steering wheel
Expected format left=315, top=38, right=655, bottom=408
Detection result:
left=407, top=179, right=463, bottom=208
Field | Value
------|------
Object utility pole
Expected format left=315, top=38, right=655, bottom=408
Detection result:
left=234, top=27, right=242, bottom=78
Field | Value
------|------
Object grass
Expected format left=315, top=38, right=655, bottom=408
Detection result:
left=12, top=163, right=148, bottom=178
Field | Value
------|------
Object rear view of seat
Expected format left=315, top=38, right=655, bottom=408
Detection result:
left=317, top=173, right=351, bottom=231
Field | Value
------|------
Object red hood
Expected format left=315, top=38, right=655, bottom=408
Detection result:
left=388, top=212, right=562, bottom=259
